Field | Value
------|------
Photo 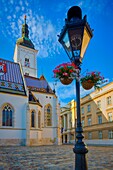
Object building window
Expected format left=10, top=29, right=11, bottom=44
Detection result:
left=25, top=72, right=29, bottom=76
left=97, top=100, right=101, bottom=109
left=98, top=131, right=103, bottom=139
left=108, top=130, right=113, bottom=139
left=44, top=104, right=52, bottom=126
left=82, top=120, right=84, bottom=127
left=107, top=96, right=112, bottom=105
left=2, top=104, right=13, bottom=126
left=81, top=107, right=84, bottom=114
left=31, top=110, right=35, bottom=127
left=98, top=115, right=102, bottom=124
left=88, top=132, right=92, bottom=139
left=88, top=117, right=91, bottom=126
left=38, top=111, right=41, bottom=128
left=25, top=58, right=30, bottom=67
left=87, top=104, right=91, bottom=112
left=108, top=112, right=112, bottom=122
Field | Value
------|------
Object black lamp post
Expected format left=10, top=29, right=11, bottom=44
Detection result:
left=58, top=6, right=93, bottom=170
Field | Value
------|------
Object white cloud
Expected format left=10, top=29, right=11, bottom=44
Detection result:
left=77, top=1, right=83, bottom=7
left=57, top=86, right=75, bottom=100
left=11, top=22, right=15, bottom=30
left=7, top=16, right=11, bottom=20
left=15, top=6, right=20, bottom=12
left=25, top=1, right=29, bottom=6
left=59, top=101, right=70, bottom=107
left=22, top=6, right=25, bottom=11
left=1, top=0, right=110, bottom=59
left=13, top=15, right=16, bottom=19
left=10, top=0, right=14, bottom=5
left=4, top=7, right=8, bottom=12
left=19, top=0, right=23, bottom=6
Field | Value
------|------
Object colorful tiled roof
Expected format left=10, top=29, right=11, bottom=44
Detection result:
left=0, top=58, right=26, bottom=95
left=25, top=75, right=54, bottom=94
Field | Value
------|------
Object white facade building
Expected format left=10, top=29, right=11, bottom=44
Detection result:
left=0, top=16, right=61, bottom=146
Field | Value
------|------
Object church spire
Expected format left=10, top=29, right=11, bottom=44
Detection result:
left=22, top=15, right=29, bottom=38
left=24, top=15, right=26, bottom=24
left=16, top=15, right=35, bottom=49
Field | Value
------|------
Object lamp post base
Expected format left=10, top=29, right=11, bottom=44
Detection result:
left=73, top=142, right=88, bottom=170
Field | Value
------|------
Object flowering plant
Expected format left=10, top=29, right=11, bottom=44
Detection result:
left=80, top=71, right=105, bottom=89
left=53, top=62, right=78, bottom=79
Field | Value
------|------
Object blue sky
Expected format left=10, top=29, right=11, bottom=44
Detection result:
left=0, top=0, right=113, bottom=106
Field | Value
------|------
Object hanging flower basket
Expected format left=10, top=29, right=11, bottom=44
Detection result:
left=53, top=62, right=78, bottom=85
left=80, top=71, right=105, bottom=90
left=60, top=77, right=73, bottom=85
left=81, top=81, right=94, bottom=90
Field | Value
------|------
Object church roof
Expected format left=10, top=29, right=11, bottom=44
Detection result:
left=17, top=37, right=34, bottom=49
left=0, top=58, right=26, bottom=95
left=29, top=91, right=42, bottom=107
left=24, top=75, right=54, bottom=94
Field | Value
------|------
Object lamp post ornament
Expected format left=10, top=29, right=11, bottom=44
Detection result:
left=58, top=6, right=93, bottom=170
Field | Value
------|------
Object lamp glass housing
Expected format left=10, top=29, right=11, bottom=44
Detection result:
left=60, top=24, right=92, bottom=64
left=80, top=27, right=91, bottom=58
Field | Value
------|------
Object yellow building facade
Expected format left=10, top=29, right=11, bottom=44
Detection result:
left=61, top=82, right=113, bottom=145
left=60, top=99, right=76, bottom=143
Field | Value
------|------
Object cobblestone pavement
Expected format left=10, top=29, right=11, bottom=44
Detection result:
left=0, top=145, right=113, bottom=170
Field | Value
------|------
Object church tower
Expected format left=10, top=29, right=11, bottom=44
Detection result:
left=14, top=15, right=38, bottom=77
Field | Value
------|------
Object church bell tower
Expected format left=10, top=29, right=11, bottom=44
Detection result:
left=14, top=15, right=38, bottom=77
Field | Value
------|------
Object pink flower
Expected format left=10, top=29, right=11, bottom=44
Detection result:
left=53, top=62, right=78, bottom=79
left=63, top=72, right=68, bottom=76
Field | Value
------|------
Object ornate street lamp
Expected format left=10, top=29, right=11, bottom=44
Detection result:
left=58, top=6, right=93, bottom=170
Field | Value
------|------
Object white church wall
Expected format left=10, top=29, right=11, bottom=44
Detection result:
left=30, top=130, right=42, bottom=146
left=56, top=102, right=62, bottom=145
left=0, top=129, right=26, bottom=139
left=32, top=92, right=57, bottom=126
left=42, top=128, right=57, bottom=144
left=43, top=128, right=57, bottom=139
left=52, top=96, right=58, bottom=127
left=30, top=130, right=38, bottom=138
left=29, top=103, right=43, bottom=145
left=29, top=103, right=42, bottom=128
left=0, top=93, right=27, bottom=128
left=32, top=92, right=60, bottom=145
left=0, top=93, right=28, bottom=145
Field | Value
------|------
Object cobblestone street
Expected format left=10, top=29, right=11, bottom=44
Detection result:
left=0, top=145, right=113, bottom=170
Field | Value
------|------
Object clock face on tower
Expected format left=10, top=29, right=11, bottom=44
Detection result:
left=71, top=34, right=81, bottom=49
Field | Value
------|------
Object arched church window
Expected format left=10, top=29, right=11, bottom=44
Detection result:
left=31, top=110, right=35, bottom=127
left=44, top=104, right=52, bottom=127
left=2, top=104, right=13, bottom=126
left=38, top=111, right=41, bottom=128
left=25, top=58, right=30, bottom=67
